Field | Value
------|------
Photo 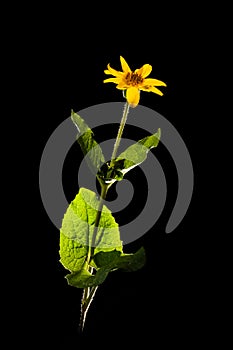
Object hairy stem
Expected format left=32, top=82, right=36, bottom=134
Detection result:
left=110, top=102, right=130, bottom=165
left=79, top=285, right=98, bottom=333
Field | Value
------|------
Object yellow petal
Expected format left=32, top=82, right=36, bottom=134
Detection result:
left=104, top=69, right=112, bottom=75
left=120, top=56, right=132, bottom=73
left=135, top=64, right=152, bottom=78
left=126, top=87, right=140, bottom=108
left=116, top=82, right=128, bottom=89
left=105, top=64, right=124, bottom=77
left=140, top=86, right=163, bottom=96
left=143, top=78, right=167, bottom=86
left=103, top=77, right=121, bottom=84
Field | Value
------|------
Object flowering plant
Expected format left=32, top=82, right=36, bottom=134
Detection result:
left=59, top=56, right=166, bottom=331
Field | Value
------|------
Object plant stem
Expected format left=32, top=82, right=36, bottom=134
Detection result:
left=79, top=183, right=109, bottom=332
left=110, top=102, right=130, bottom=166
left=86, top=183, right=109, bottom=265
left=79, top=285, right=98, bottom=333
left=80, top=103, right=130, bottom=332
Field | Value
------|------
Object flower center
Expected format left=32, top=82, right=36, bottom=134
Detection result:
left=125, top=72, right=144, bottom=86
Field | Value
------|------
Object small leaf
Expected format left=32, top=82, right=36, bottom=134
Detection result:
left=93, top=247, right=146, bottom=272
left=66, top=268, right=93, bottom=288
left=59, top=188, right=122, bottom=273
left=71, top=111, right=105, bottom=175
left=115, top=247, right=146, bottom=272
left=65, top=267, right=111, bottom=288
left=114, top=128, right=161, bottom=175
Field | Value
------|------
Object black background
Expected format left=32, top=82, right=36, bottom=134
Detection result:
left=9, top=6, right=223, bottom=349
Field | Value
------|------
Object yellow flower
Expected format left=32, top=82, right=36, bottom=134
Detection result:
left=103, top=56, right=167, bottom=108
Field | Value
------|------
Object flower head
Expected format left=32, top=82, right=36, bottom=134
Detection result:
left=104, top=56, right=166, bottom=108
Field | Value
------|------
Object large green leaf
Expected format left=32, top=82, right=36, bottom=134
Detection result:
left=71, top=110, right=105, bottom=175
left=59, top=188, right=122, bottom=273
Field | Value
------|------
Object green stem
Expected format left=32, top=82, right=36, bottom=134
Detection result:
left=79, top=103, right=130, bottom=332
left=86, top=183, right=109, bottom=265
left=79, top=183, right=109, bottom=332
left=79, top=285, right=98, bottom=333
left=110, top=102, right=130, bottom=166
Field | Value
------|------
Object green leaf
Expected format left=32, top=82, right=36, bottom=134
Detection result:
left=113, top=128, right=161, bottom=175
left=93, top=247, right=146, bottom=272
left=115, top=247, right=146, bottom=272
left=59, top=188, right=122, bottom=273
left=93, top=250, right=122, bottom=268
left=65, top=266, right=111, bottom=288
left=71, top=110, right=105, bottom=175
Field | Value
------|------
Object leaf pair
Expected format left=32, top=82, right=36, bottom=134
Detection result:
left=71, top=111, right=161, bottom=185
